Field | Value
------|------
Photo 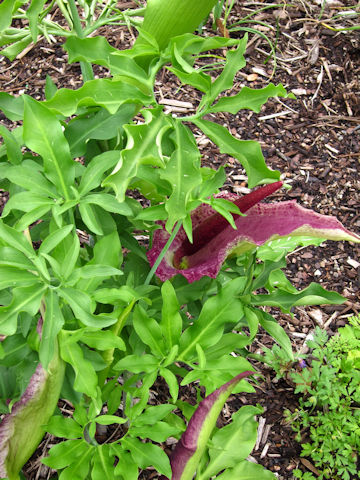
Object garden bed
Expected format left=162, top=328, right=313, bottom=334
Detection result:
left=0, top=0, right=359, bottom=478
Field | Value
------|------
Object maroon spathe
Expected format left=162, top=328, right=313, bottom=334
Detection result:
left=147, top=183, right=360, bottom=283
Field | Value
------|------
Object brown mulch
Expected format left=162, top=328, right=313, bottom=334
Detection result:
left=1, top=0, right=359, bottom=479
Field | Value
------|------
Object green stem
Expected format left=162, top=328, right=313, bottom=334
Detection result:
left=98, top=300, right=136, bottom=386
left=243, top=251, right=257, bottom=295
left=144, top=221, right=182, bottom=285
left=55, top=0, right=74, bottom=29
left=66, top=0, right=94, bottom=82
left=67, top=0, right=84, bottom=36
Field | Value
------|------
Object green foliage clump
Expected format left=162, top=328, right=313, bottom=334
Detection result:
left=270, top=316, right=360, bottom=480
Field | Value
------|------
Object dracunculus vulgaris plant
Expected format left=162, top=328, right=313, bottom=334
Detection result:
left=148, top=182, right=360, bottom=283
left=0, top=1, right=228, bottom=477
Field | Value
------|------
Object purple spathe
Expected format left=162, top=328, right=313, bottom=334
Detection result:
left=147, top=196, right=360, bottom=283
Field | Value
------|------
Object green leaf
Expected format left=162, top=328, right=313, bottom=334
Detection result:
left=75, top=264, right=123, bottom=281
left=122, top=437, right=171, bottom=478
left=42, top=439, right=89, bottom=469
left=76, top=231, right=122, bottom=293
left=216, top=460, right=276, bottom=480
left=39, top=225, right=74, bottom=255
left=0, top=284, right=46, bottom=336
left=257, top=236, right=324, bottom=262
left=181, top=355, right=254, bottom=393
left=252, top=257, right=287, bottom=291
left=0, top=247, right=34, bottom=270
left=45, top=75, right=58, bottom=100
left=78, top=151, right=121, bottom=196
left=257, top=310, right=293, bottom=360
left=202, top=405, right=262, bottom=477
left=159, top=367, right=179, bottom=402
left=193, top=118, right=280, bottom=187
left=207, top=196, right=241, bottom=229
left=59, top=446, right=93, bottom=480
left=113, top=354, right=159, bottom=373
left=91, top=445, right=116, bottom=480
left=206, top=36, right=247, bottom=104
left=243, top=306, right=259, bottom=341
left=160, top=280, right=182, bottom=350
left=58, top=287, right=116, bottom=328
left=78, top=202, right=104, bottom=236
left=23, top=96, right=75, bottom=200
left=2, top=161, right=57, bottom=197
left=168, top=34, right=240, bottom=70
left=112, top=447, right=138, bottom=480
left=209, top=83, right=292, bottom=114
left=80, top=193, right=133, bottom=216
left=65, top=35, right=116, bottom=69
left=65, top=36, right=153, bottom=92
left=178, top=277, right=245, bottom=361
left=41, top=252, right=62, bottom=279
left=204, top=333, right=251, bottom=360
left=0, top=334, right=31, bottom=366
left=43, top=79, right=153, bottom=117
left=125, top=370, right=157, bottom=420
left=0, top=125, right=22, bottom=164
left=132, top=404, right=176, bottom=427
left=133, top=305, right=165, bottom=357
left=46, top=415, right=83, bottom=439
left=15, top=205, right=53, bottom=231
left=1, top=191, right=55, bottom=217
left=59, top=335, right=98, bottom=396
left=93, top=286, right=139, bottom=305
left=0, top=266, right=39, bottom=290
left=58, top=233, right=79, bottom=281
left=102, top=106, right=171, bottom=201
left=65, top=106, right=135, bottom=157
left=136, top=204, right=167, bottom=221
left=167, top=66, right=211, bottom=93
left=0, top=219, right=36, bottom=257
left=26, top=0, right=46, bottom=41
left=0, top=92, right=24, bottom=120
left=160, top=119, right=202, bottom=230
left=78, top=329, right=125, bottom=351
left=95, top=415, right=127, bottom=425
left=252, top=283, right=345, bottom=312
left=40, top=290, right=65, bottom=370
left=130, top=421, right=181, bottom=442
left=198, top=166, right=226, bottom=199
left=0, top=0, right=16, bottom=32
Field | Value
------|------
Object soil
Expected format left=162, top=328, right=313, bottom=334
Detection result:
left=0, top=0, right=359, bottom=479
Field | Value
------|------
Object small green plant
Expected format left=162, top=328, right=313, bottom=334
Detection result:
left=270, top=318, right=360, bottom=480
left=292, top=470, right=317, bottom=480
left=263, top=343, right=304, bottom=380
